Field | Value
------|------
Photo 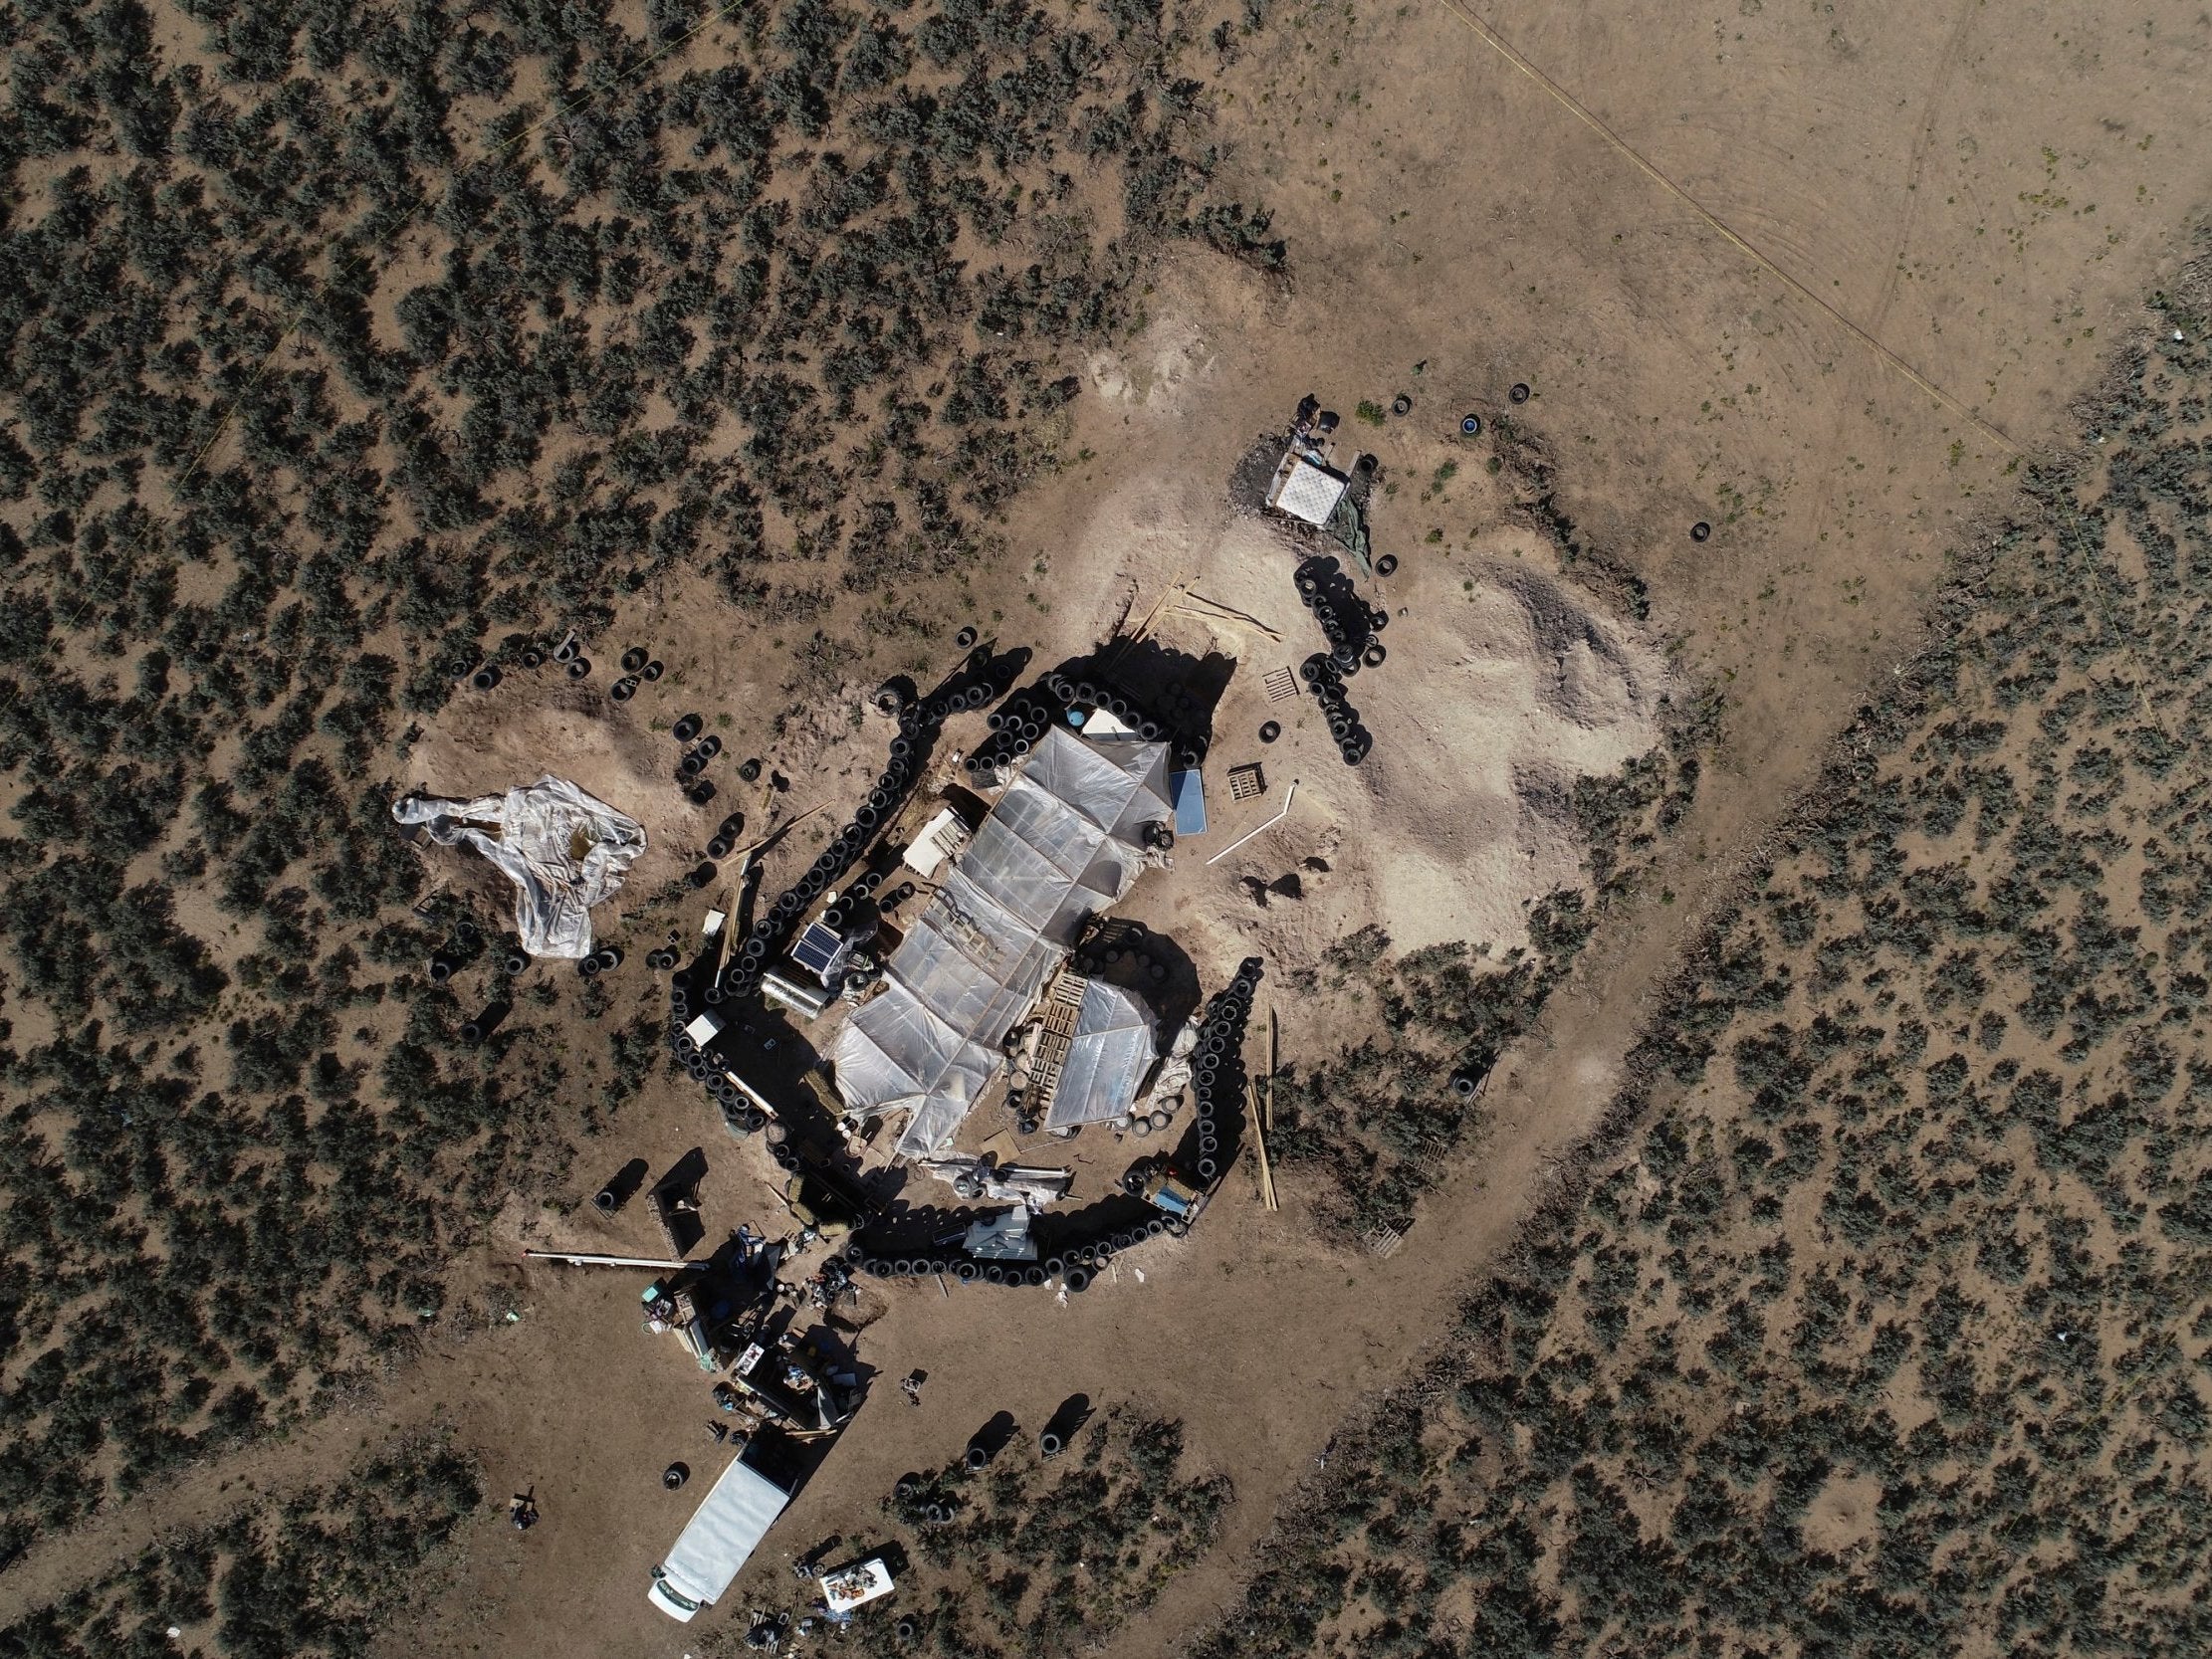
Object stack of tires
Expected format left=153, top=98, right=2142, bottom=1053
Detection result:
left=1039, top=669, right=1208, bottom=771
left=1185, top=956, right=1263, bottom=1186
left=965, top=681, right=1069, bottom=782
left=1292, top=555, right=1388, bottom=679
left=1300, top=654, right=1371, bottom=767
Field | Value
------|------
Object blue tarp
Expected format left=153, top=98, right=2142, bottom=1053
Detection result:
left=1170, top=769, right=1207, bottom=837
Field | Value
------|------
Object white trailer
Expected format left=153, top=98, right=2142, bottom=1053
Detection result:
left=647, top=1444, right=796, bottom=1623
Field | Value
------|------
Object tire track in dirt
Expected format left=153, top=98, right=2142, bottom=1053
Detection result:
left=1091, top=777, right=1786, bottom=1659
left=1865, top=0, right=1981, bottom=338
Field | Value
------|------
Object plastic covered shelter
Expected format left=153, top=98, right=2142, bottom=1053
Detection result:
left=1041, top=977, right=1158, bottom=1130
left=831, top=727, right=1172, bottom=1156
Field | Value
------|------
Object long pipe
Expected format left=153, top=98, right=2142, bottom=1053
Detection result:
left=1205, top=779, right=1300, bottom=866
left=720, top=1066, right=779, bottom=1119
left=524, top=1249, right=690, bottom=1270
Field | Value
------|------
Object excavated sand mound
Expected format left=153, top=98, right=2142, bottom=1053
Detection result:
left=1056, top=476, right=1670, bottom=968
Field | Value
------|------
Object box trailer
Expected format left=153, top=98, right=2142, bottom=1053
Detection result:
left=647, top=1443, right=795, bottom=1623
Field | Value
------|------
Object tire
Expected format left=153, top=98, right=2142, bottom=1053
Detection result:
left=1691, top=520, right=1712, bottom=542
left=1039, top=1430, right=1063, bottom=1457
left=1259, top=721, right=1280, bottom=743
left=1451, top=1073, right=1478, bottom=1100
left=1363, top=643, right=1387, bottom=668
left=956, top=626, right=978, bottom=648
left=566, top=659, right=590, bottom=680
left=955, top=1260, right=980, bottom=1282
left=427, top=957, right=452, bottom=984
left=1065, top=1266, right=1092, bottom=1293
left=503, top=951, right=528, bottom=974
left=1044, top=1257, right=1065, bottom=1278
left=866, top=1259, right=891, bottom=1277
left=1510, top=382, right=1531, bottom=403
left=687, top=783, right=716, bottom=806
left=610, top=678, right=636, bottom=703
left=1199, top=1134, right=1217, bottom=1157
left=643, top=660, right=664, bottom=681
left=621, top=647, right=647, bottom=673
left=470, top=667, right=499, bottom=691
left=984, top=1265, right=1005, bottom=1285
left=966, top=1444, right=990, bottom=1471
left=1376, top=554, right=1399, bottom=576
left=1198, top=1156, right=1218, bottom=1180
left=672, top=716, right=702, bottom=743
left=1145, top=1218, right=1166, bottom=1237
left=521, top=648, right=545, bottom=669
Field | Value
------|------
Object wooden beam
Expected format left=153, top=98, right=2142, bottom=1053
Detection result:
left=1244, top=1077, right=1278, bottom=1212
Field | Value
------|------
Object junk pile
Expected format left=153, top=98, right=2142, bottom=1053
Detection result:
left=914, top=1155, right=1073, bottom=1208
left=392, top=777, right=645, bottom=958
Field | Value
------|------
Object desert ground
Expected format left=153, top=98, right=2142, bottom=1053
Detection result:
left=7, top=0, right=2212, bottom=1655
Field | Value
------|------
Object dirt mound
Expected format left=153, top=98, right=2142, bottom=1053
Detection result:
left=1056, top=472, right=1668, bottom=969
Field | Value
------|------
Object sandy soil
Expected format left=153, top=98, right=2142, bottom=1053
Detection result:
left=13, top=0, right=2212, bottom=1654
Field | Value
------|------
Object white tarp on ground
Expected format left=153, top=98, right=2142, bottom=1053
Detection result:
left=832, top=727, right=1172, bottom=1156
left=1043, top=977, right=1158, bottom=1130
left=392, top=777, right=645, bottom=958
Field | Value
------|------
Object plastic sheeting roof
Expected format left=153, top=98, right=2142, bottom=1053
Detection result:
left=831, top=728, right=1171, bottom=1156
left=1042, top=977, right=1158, bottom=1130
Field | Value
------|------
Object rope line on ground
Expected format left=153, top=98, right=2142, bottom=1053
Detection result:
left=1428, top=0, right=2022, bottom=458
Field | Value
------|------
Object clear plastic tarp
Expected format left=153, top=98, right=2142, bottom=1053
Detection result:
left=1042, top=977, right=1159, bottom=1130
left=831, top=728, right=1171, bottom=1156
left=391, top=776, right=644, bottom=958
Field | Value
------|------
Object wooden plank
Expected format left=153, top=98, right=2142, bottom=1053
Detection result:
left=1245, top=1077, right=1278, bottom=1212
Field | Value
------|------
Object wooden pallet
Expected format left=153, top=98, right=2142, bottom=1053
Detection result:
left=1228, top=762, right=1267, bottom=802
left=1262, top=666, right=1299, bottom=704
left=1028, top=971, right=1088, bottom=1113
